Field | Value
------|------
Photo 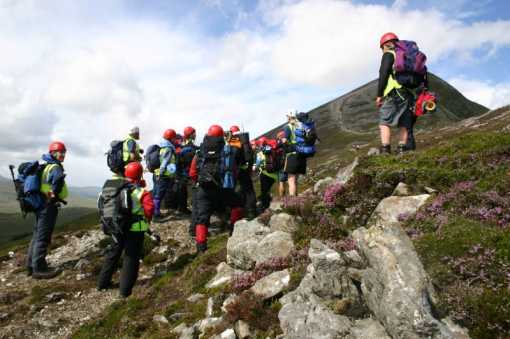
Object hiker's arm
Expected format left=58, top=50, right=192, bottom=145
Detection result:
left=141, top=190, right=154, bottom=222
left=159, top=148, right=171, bottom=175
left=377, top=52, right=394, bottom=98
left=189, top=155, right=198, bottom=182
left=48, top=165, right=65, bottom=196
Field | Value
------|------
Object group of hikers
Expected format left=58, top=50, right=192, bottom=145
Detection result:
left=12, top=32, right=434, bottom=298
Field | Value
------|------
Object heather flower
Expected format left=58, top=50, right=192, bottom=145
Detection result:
left=323, top=183, right=344, bottom=208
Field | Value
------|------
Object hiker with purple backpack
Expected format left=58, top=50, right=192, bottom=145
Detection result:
left=376, top=32, right=429, bottom=154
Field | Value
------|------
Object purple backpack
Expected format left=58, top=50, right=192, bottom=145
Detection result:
left=393, top=40, right=427, bottom=88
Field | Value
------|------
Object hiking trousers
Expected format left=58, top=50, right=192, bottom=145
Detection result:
left=154, top=176, right=173, bottom=201
left=26, top=203, right=58, bottom=272
left=97, top=231, right=145, bottom=297
left=259, top=173, right=276, bottom=210
left=174, top=176, right=189, bottom=212
left=194, top=185, right=243, bottom=226
left=238, top=168, right=257, bottom=214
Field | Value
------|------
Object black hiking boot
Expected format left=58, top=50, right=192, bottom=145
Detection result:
left=32, top=267, right=62, bottom=280
left=177, top=208, right=192, bottom=216
left=196, top=243, right=208, bottom=254
left=26, top=267, right=33, bottom=277
left=379, top=144, right=391, bottom=155
left=397, top=144, right=406, bottom=155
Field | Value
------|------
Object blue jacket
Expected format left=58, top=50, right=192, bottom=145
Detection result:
left=159, top=140, right=176, bottom=175
left=41, top=153, right=66, bottom=195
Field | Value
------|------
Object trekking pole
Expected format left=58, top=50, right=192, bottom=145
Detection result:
left=9, top=165, right=26, bottom=218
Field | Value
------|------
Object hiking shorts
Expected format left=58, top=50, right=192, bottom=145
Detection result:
left=284, top=152, right=307, bottom=175
left=379, top=90, right=414, bottom=129
left=278, top=171, right=288, bottom=182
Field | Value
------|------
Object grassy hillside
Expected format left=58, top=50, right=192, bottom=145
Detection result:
left=0, top=208, right=98, bottom=250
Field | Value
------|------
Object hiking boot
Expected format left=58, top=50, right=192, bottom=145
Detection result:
left=379, top=144, right=391, bottom=155
left=196, top=243, right=208, bottom=253
left=32, top=267, right=62, bottom=280
left=178, top=208, right=192, bottom=216
left=397, top=144, right=406, bottom=155
left=26, top=267, right=33, bottom=277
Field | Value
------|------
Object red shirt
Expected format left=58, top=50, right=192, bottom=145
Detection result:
left=189, top=155, right=198, bottom=182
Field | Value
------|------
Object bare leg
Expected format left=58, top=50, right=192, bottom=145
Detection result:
left=379, top=125, right=391, bottom=145
left=288, top=175, right=298, bottom=196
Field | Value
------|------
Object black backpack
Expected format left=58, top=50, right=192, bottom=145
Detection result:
left=179, top=144, right=198, bottom=174
left=197, top=136, right=225, bottom=188
left=238, top=132, right=254, bottom=167
left=107, top=140, right=125, bottom=174
left=262, top=145, right=284, bottom=173
left=98, top=179, right=133, bottom=237
left=145, top=144, right=161, bottom=173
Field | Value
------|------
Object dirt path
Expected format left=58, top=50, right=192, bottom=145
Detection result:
left=0, top=213, right=195, bottom=339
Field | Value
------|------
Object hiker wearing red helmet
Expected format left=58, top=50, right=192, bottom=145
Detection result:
left=376, top=32, right=429, bottom=154
left=152, top=129, right=178, bottom=219
left=254, top=137, right=286, bottom=211
left=189, top=125, right=244, bottom=252
left=226, top=125, right=257, bottom=219
left=26, top=141, right=69, bottom=279
left=97, top=162, right=155, bottom=298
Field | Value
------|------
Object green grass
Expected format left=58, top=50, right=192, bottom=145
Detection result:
left=0, top=210, right=99, bottom=256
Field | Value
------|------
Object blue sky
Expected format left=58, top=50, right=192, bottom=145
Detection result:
left=0, top=0, right=509, bottom=185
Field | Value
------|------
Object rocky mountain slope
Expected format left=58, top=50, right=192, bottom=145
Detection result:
left=263, top=73, right=489, bottom=168
left=1, top=105, right=508, bottom=338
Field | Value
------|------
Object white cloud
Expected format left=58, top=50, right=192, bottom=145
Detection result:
left=0, top=0, right=510, bottom=186
left=448, top=77, right=510, bottom=109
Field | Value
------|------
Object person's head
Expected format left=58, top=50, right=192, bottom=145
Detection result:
left=258, top=136, right=268, bottom=146
left=124, top=162, right=144, bottom=183
left=130, top=126, right=140, bottom=140
left=287, top=111, right=298, bottom=125
left=379, top=32, right=398, bottom=52
left=183, top=126, right=196, bottom=141
left=163, top=129, right=177, bottom=142
left=207, top=125, right=224, bottom=138
left=230, top=125, right=241, bottom=135
left=48, top=141, right=67, bottom=162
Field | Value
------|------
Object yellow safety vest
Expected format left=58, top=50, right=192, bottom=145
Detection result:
left=130, top=187, right=149, bottom=232
left=154, top=147, right=176, bottom=177
left=383, top=50, right=403, bottom=97
left=257, top=152, right=279, bottom=181
left=123, top=136, right=141, bottom=163
left=40, top=164, right=69, bottom=200
left=287, top=123, right=297, bottom=145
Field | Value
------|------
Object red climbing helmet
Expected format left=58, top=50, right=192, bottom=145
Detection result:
left=48, top=141, right=66, bottom=153
left=230, top=125, right=241, bottom=134
left=183, top=126, right=196, bottom=138
left=124, top=162, right=144, bottom=180
left=380, top=32, right=399, bottom=47
left=163, top=129, right=177, bottom=141
left=207, top=125, right=224, bottom=137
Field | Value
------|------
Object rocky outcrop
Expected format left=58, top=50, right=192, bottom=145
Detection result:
left=336, top=157, right=359, bottom=184
left=227, top=219, right=295, bottom=270
left=269, top=213, right=298, bottom=234
left=368, top=194, right=430, bottom=227
left=351, top=194, right=470, bottom=339
left=279, top=240, right=365, bottom=338
left=313, top=176, right=335, bottom=194
left=206, top=262, right=243, bottom=289
left=250, top=269, right=290, bottom=299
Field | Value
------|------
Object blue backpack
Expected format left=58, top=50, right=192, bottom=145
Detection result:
left=16, top=161, right=46, bottom=213
left=295, top=113, right=317, bottom=157
left=222, top=144, right=236, bottom=189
